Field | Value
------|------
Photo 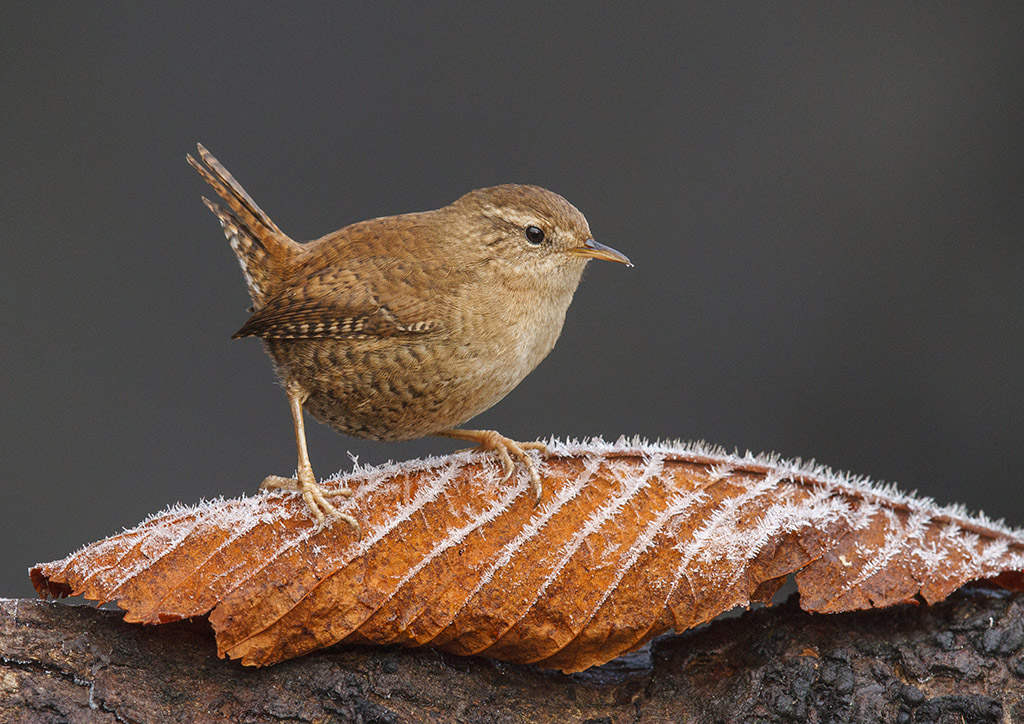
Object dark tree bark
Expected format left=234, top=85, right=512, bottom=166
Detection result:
left=2, top=588, right=1023, bottom=723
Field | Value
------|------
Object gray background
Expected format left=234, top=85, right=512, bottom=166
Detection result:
left=3, top=4, right=1022, bottom=598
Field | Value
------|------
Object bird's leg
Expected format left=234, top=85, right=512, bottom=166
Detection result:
left=260, top=381, right=360, bottom=535
left=437, top=428, right=549, bottom=501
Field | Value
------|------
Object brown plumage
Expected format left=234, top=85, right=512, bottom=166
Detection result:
left=189, top=144, right=630, bottom=533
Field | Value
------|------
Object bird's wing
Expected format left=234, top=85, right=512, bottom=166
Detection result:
left=231, top=256, right=449, bottom=340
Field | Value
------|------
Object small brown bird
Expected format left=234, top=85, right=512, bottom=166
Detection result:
left=189, top=144, right=630, bottom=533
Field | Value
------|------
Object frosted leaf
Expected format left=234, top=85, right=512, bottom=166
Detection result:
left=30, top=437, right=1024, bottom=672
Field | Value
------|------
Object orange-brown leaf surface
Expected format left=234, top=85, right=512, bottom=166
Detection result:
left=30, top=439, right=1024, bottom=672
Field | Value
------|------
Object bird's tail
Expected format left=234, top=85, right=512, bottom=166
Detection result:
left=188, top=144, right=298, bottom=308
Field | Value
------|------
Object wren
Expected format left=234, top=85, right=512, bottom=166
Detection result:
left=189, top=144, right=630, bottom=533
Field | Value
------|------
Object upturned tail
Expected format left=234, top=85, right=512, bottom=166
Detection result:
left=188, top=144, right=299, bottom=308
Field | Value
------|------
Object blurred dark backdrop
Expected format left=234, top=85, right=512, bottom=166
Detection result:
left=2, top=4, right=1022, bottom=597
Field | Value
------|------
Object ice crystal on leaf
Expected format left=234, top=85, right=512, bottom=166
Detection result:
left=31, top=438, right=1024, bottom=672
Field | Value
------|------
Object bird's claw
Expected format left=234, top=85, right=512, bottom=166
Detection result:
left=261, top=473, right=361, bottom=537
left=465, top=432, right=548, bottom=502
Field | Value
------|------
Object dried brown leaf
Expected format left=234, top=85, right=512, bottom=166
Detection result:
left=30, top=439, right=1024, bottom=672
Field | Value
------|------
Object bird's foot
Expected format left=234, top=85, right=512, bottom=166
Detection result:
left=442, top=429, right=549, bottom=501
left=261, top=472, right=360, bottom=536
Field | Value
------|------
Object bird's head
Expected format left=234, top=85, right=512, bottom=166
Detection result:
left=449, top=184, right=631, bottom=286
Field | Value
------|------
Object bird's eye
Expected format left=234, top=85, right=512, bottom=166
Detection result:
left=525, top=225, right=545, bottom=244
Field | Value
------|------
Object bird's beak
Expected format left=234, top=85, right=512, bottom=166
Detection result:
left=568, top=239, right=633, bottom=266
